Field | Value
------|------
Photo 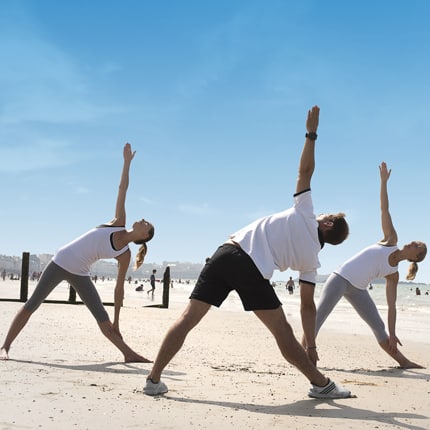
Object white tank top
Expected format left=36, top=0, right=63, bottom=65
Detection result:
left=335, top=243, right=398, bottom=290
left=53, top=226, right=129, bottom=276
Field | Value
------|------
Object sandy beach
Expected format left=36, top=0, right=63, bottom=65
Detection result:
left=1, top=279, right=429, bottom=430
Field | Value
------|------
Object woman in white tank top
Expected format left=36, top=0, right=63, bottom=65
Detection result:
left=1, top=143, right=155, bottom=362
left=314, top=162, right=427, bottom=368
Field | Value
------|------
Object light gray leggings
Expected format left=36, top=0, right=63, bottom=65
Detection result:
left=315, top=273, right=388, bottom=342
left=24, top=261, right=109, bottom=322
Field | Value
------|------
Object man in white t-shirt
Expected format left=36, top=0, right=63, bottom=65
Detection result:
left=144, top=106, right=351, bottom=399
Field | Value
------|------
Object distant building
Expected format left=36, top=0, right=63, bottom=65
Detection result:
left=0, top=253, right=205, bottom=280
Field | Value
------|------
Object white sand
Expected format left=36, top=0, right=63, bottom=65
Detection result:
left=0, top=279, right=429, bottom=429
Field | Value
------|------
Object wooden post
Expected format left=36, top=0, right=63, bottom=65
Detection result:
left=162, top=266, right=170, bottom=308
left=68, top=284, right=77, bottom=303
left=20, top=252, right=30, bottom=302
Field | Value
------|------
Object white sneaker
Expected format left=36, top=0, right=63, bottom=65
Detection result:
left=308, top=378, right=351, bottom=399
left=144, top=378, right=168, bottom=396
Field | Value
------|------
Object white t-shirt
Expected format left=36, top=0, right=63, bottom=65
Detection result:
left=335, top=243, right=398, bottom=290
left=230, top=190, right=321, bottom=283
left=53, top=226, right=129, bottom=276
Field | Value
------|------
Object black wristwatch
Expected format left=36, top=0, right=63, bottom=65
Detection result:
left=305, top=132, right=318, bottom=141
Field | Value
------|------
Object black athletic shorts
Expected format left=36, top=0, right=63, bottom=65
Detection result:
left=190, top=243, right=282, bottom=311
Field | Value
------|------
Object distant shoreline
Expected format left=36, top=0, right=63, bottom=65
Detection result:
left=1, top=252, right=429, bottom=286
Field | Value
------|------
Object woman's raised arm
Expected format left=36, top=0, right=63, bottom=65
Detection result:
left=378, top=162, right=397, bottom=246
left=110, top=143, right=136, bottom=227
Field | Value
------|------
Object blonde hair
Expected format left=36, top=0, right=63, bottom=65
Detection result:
left=134, top=243, right=148, bottom=270
left=406, top=243, right=427, bottom=280
left=406, top=262, right=418, bottom=281
left=133, top=224, right=155, bottom=270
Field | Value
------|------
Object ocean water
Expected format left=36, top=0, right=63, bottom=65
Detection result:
left=153, top=279, right=430, bottom=315
left=299, top=281, right=430, bottom=312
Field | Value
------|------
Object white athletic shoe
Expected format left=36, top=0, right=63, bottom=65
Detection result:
left=308, top=378, right=351, bottom=399
left=144, top=379, right=168, bottom=396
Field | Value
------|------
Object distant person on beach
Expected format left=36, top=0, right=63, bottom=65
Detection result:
left=415, top=287, right=421, bottom=296
left=314, top=162, right=426, bottom=369
left=286, top=277, right=295, bottom=295
left=0, top=143, right=154, bottom=363
left=144, top=106, right=352, bottom=399
left=147, top=269, right=157, bottom=296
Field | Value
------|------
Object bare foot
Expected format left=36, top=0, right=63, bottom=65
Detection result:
left=124, top=353, right=153, bottom=363
left=0, top=347, right=9, bottom=360
left=400, top=361, right=424, bottom=369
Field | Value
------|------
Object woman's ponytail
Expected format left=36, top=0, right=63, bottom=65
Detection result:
left=406, top=262, right=418, bottom=280
left=134, top=243, right=148, bottom=270
left=133, top=224, right=155, bottom=270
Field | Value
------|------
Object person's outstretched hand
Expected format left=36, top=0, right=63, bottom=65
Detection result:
left=379, top=161, right=391, bottom=182
left=306, top=105, right=320, bottom=133
left=389, top=334, right=402, bottom=354
left=123, top=142, right=136, bottom=163
left=112, top=322, right=123, bottom=340
left=306, top=347, right=319, bottom=366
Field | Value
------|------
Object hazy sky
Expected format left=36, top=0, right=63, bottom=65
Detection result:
left=1, top=0, right=430, bottom=283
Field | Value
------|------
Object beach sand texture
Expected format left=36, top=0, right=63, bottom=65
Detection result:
left=0, top=279, right=429, bottom=430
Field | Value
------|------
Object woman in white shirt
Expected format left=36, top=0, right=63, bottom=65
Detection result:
left=314, top=162, right=426, bottom=368
left=1, top=143, right=154, bottom=363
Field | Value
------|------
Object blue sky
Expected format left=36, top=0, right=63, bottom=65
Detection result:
left=1, top=0, right=430, bottom=283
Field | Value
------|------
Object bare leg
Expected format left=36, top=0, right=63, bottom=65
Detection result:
left=147, top=299, right=211, bottom=382
left=254, top=307, right=328, bottom=386
left=97, top=320, right=152, bottom=363
left=378, top=339, right=424, bottom=369
left=0, top=306, right=32, bottom=360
